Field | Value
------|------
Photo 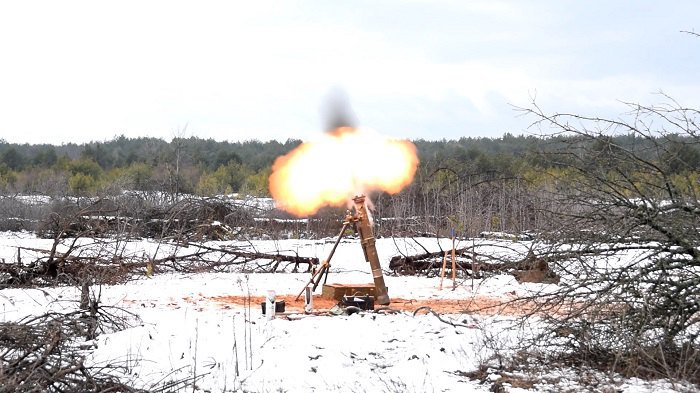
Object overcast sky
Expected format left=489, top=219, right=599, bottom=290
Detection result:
left=1, top=1, right=699, bottom=145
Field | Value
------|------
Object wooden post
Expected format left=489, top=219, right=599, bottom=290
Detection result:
left=438, top=250, right=448, bottom=290
left=451, top=229, right=457, bottom=289
left=471, top=238, right=476, bottom=291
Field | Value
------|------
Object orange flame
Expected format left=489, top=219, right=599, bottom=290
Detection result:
left=269, top=127, right=419, bottom=216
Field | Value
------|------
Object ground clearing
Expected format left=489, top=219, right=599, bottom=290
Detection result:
left=206, top=294, right=531, bottom=317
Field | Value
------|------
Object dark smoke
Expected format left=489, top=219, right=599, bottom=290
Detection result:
left=321, top=88, right=358, bottom=132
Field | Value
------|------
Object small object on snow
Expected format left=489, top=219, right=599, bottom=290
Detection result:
left=324, top=304, right=365, bottom=316
left=344, top=306, right=362, bottom=315
left=145, top=260, right=154, bottom=277
left=341, top=295, right=374, bottom=310
left=266, top=290, right=276, bottom=320
left=260, top=300, right=285, bottom=315
left=304, top=286, right=313, bottom=313
left=329, top=305, right=344, bottom=315
left=489, top=381, right=505, bottom=393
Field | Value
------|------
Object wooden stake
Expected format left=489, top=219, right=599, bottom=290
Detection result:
left=471, top=238, right=476, bottom=291
left=451, top=230, right=456, bottom=289
left=438, top=250, right=448, bottom=290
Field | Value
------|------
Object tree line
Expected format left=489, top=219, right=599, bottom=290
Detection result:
left=1, top=131, right=699, bottom=236
left=0, top=136, right=302, bottom=198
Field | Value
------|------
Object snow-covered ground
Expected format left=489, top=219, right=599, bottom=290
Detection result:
left=0, top=232, right=688, bottom=392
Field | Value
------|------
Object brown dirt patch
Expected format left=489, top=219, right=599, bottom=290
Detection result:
left=207, top=294, right=534, bottom=316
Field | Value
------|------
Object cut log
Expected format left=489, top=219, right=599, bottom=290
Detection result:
left=389, top=248, right=564, bottom=283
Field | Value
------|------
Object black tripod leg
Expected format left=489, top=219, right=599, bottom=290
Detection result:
left=322, top=265, right=331, bottom=286
left=311, top=263, right=327, bottom=291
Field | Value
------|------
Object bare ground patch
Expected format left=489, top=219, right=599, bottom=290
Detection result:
left=205, top=294, right=535, bottom=316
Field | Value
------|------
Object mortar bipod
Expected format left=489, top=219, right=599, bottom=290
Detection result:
left=295, top=220, right=350, bottom=301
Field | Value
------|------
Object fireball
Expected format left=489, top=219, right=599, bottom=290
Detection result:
left=269, top=127, right=419, bottom=216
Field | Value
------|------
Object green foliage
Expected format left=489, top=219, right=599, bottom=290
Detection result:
left=662, top=140, right=700, bottom=174
left=68, top=172, right=96, bottom=194
left=212, top=150, right=241, bottom=169
left=54, top=155, right=72, bottom=171
left=63, top=159, right=103, bottom=195
left=0, top=162, right=17, bottom=189
left=196, top=172, right=221, bottom=196
left=195, top=161, right=254, bottom=195
left=242, top=166, right=271, bottom=196
left=124, top=162, right=154, bottom=191
left=2, top=148, right=26, bottom=171
left=32, top=147, right=58, bottom=167
left=69, top=159, right=103, bottom=180
left=214, top=162, right=247, bottom=193
left=81, top=143, right=114, bottom=169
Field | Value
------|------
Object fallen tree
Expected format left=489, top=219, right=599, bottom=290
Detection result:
left=0, top=242, right=319, bottom=288
left=388, top=243, right=561, bottom=284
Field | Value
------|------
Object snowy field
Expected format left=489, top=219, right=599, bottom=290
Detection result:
left=0, top=231, right=688, bottom=392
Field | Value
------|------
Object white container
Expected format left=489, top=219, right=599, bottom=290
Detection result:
left=304, top=287, right=313, bottom=313
left=266, top=290, right=276, bottom=320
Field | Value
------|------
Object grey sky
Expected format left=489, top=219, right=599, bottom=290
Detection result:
left=1, top=1, right=699, bottom=144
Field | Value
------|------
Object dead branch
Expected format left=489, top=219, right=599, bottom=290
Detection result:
left=0, top=308, right=144, bottom=392
left=1, top=241, right=320, bottom=288
left=172, top=242, right=319, bottom=273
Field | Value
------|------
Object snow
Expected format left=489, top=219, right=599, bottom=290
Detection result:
left=88, top=303, right=481, bottom=392
left=0, top=232, right=692, bottom=392
left=12, top=194, right=53, bottom=205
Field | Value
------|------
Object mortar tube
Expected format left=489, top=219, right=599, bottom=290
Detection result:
left=353, top=195, right=390, bottom=305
